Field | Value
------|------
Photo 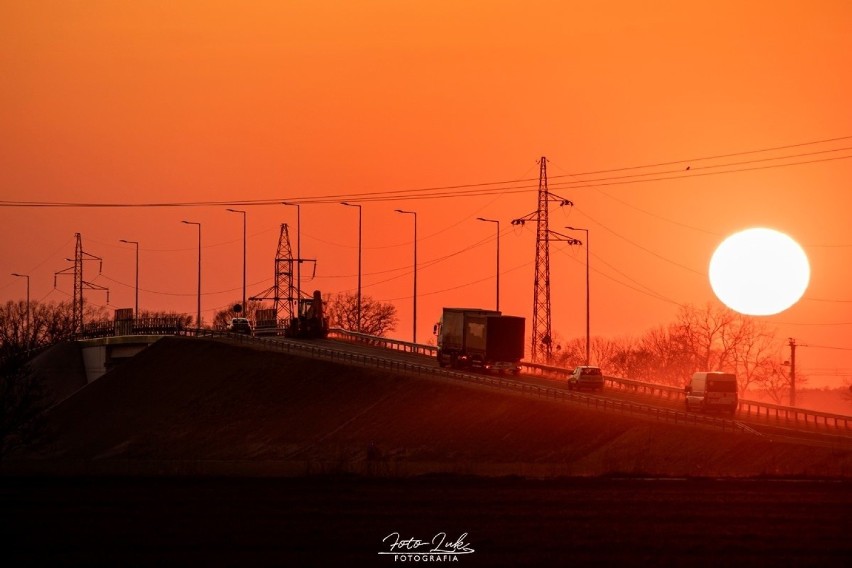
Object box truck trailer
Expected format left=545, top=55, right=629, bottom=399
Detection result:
left=434, top=307, right=525, bottom=374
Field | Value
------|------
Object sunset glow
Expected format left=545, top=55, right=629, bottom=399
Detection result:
left=2, top=1, right=852, bottom=387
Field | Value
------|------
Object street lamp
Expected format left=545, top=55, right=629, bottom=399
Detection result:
left=118, top=239, right=139, bottom=322
left=181, top=220, right=202, bottom=329
left=476, top=217, right=500, bottom=312
left=11, top=273, right=29, bottom=345
left=341, top=202, right=362, bottom=332
left=226, top=209, right=247, bottom=312
left=282, top=202, right=301, bottom=300
left=566, top=226, right=590, bottom=366
left=395, top=209, right=417, bottom=344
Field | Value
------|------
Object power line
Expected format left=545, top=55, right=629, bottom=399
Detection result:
left=548, top=145, right=852, bottom=187
left=1, top=135, right=850, bottom=209
left=545, top=154, right=852, bottom=192
left=96, top=273, right=271, bottom=297
left=574, top=206, right=706, bottom=276
left=547, top=134, right=852, bottom=178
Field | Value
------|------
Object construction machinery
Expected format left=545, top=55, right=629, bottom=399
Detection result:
left=285, top=290, right=329, bottom=339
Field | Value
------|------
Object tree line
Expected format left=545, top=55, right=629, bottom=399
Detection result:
left=551, top=302, right=797, bottom=402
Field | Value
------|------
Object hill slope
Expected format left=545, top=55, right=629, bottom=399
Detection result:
left=10, top=337, right=852, bottom=477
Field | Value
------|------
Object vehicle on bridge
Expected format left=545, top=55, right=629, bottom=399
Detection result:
left=284, top=290, right=329, bottom=339
left=684, top=371, right=738, bottom=415
left=251, top=291, right=329, bottom=339
left=228, top=317, right=253, bottom=335
left=434, top=307, right=525, bottom=374
left=567, top=365, right=605, bottom=392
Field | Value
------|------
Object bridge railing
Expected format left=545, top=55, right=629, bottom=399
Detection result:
left=101, top=325, right=851, bottom=433
left=326, top=328, right=852, bottom=431
left=327, top=328, right=437, bottom=357
left=206, top=330, right=761, bottom=437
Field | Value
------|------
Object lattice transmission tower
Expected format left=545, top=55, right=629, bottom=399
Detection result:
left=250, top=223, right=296, bottom=325
left=54, top=232, right=109, bottom=335
left=511, top=157, right=581, bottom=363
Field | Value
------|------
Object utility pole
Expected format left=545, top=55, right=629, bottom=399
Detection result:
left=476, top=217, right=500, bottom=312
left=10, top=273, right=29, bottom=345
left=181, top=221, right=202, bottom=329
left=226, top=209, right=247, bottom=312
left=788, top=337, right=797, bottom=407
left=341, top=202, right=363, bottom=332
left=395, top=209, right=417, bottom=344
left=119, top=239, right=139, bottom=322
left=566, top=226, right=590, bottom=366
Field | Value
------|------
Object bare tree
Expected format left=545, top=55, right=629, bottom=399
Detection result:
left=630, top=325, right=694, bottom=385
left=673, top=302, right=738, bottom=372
left=0, top=300, right=84, bottom=356
left=760, top=359, right=806, bottom=404
left=552, top=302, right=789, bottom=392
left=723, top=315, right=779, bottom=395
left=324, top=293, right=397, bottom=337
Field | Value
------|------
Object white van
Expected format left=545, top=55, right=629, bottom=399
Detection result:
left=684, top=372, right=738, bottom=415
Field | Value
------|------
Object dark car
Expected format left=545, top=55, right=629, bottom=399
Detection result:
left=229, top=317, right=253, bottom=335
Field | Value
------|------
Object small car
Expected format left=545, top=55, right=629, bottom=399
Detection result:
left=229, top=317, right=253, bottom=335
left=567, top=365, right=605, bottom=392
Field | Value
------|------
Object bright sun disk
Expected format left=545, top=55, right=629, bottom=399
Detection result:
left=709, top=228, right=810, bottom=316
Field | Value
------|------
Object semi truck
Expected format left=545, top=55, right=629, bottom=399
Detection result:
left=434, top=307, right=525, bottom=374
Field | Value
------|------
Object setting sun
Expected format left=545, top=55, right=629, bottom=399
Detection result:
left=709, top=228, right=810, bottom=316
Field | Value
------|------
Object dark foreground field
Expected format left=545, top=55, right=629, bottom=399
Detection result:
left=3, top=475, right=851, bottom=567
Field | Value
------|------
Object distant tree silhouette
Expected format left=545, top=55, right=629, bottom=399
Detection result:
left=554, top=302, right=787, bottom=395
left=324, top=293, right=398, bottom=337
left=0, top=300, right=110, bottom=358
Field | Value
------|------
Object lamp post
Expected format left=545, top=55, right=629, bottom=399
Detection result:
left=226, top=209, right=247, bottom=312
left=567, top=226, right=590, bottom=366
left=341, top=202, right=362, bottom=332
left=395, top=209, right=417, bottom=344
left=476, top=217, right=500, bottom=312
left=118, top=240, right=139, bottom=322
left=282, top=202, right=301, bottom=300
left=181, top=221, right=202, bottom=329
left=11, top=273, right=29, bottom=345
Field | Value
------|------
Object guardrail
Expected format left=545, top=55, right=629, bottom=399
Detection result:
left=325, top=328, right=852, bottom=432
left=327, top=328, right=437, bottom=357
left=181, top=329, right=757, bottom=437
left=97, top=326, right=851, bottom=433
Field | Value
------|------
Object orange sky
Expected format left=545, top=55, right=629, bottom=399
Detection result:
left=2, top=1, right=852, bottom=387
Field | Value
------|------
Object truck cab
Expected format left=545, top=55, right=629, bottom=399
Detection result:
left=567, top=366, right=604, bottom=392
